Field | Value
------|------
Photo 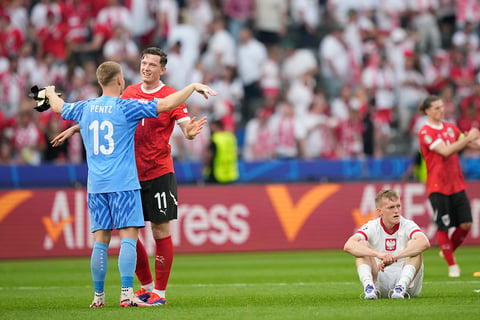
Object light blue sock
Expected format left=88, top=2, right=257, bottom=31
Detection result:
left=91, top=242, right=108, bottom=292
left=118, top=238, right=137, bottom=288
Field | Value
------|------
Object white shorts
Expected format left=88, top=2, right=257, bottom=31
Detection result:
left=376, top=263, right=424, bottom=298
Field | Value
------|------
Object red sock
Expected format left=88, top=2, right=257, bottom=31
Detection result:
left=135, top=239, right=153, bottom=286
left=154, top=235, right=173, bottom=291
left=451, top=227, right=469, bottom=251
left=437, top=231, right=455, bottom=266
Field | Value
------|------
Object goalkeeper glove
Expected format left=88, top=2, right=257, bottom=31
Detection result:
left=29, top=85, right=61, bottom=112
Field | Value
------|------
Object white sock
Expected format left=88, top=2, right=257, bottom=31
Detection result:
left=153, top=289, right=166, bottom=298
left=142, top=282, right=154, bottom=293
left=357, top=264, right=374, bottom=288
left=397, top=265, right=416, bottom=289
left=121, top=287, right=133, bottom=296
left=94, top=292, right=104, bottom=299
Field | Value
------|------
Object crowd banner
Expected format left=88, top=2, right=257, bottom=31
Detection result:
left=1, top=182, right=480, bottom=259
left=0, top=158, right=418, bottom=187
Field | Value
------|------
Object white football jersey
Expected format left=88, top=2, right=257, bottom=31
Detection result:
left=356, top=216, right=422, bottom=266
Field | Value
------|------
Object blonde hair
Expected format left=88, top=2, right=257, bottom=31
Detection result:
left=375, top=189, right=399, bottom=208
left=96, top=61, right=122, bottom=86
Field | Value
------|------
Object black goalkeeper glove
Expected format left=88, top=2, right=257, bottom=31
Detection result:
left=29, top=86, right=61, bottom=112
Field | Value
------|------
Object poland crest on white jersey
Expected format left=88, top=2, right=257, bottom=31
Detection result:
left=356, top=216, right=422, bottom=266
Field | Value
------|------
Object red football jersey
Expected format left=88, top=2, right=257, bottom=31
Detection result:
left=418, top=122, right=466, bottom=196
left=121, top=82, right=190, bottom=181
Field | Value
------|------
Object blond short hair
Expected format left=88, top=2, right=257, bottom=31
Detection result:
left=375, top=189, right=399, bottom=208
left=96, top=61, right=122, bottom=86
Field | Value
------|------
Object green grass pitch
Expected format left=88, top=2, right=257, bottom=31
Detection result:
left=1, top=246, right=479, bottom=320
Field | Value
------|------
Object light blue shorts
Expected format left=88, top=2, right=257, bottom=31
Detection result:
left=88, top=190, right=145, bottom=232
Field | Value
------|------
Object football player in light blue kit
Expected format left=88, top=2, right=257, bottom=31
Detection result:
left=43, top=61, right=216, bottom=308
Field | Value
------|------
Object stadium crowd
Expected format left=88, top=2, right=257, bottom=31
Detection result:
left=2, top=0, right=480, bottom=165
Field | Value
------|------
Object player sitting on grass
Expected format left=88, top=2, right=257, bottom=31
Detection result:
left=344, top=189, right=430, bottom=299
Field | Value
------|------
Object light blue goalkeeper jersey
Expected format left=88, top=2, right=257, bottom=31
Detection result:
left=62, top=95, right=157, bottom=193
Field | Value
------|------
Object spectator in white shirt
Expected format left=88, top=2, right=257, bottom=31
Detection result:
left=253, top=0, right=288, bottom=47
left=361, top=53, right=397, bottom=157
left=281, top=43, right=318, bottom=84
left=164, top=41, right=189, bottom=90
left=376, top=0, right=408, bottom=34
left=154, top=0, right=178, bottom=48
left=396, top=50, right=428, bottom=134
left=407, top=0, right=441, bottom=55
left=319, top=25, right=353, bottom=100
left=303, top=91, right=338, bottom=159
left=209, top=65, right=244, bottom=117
left=290, top=0, right=322, bottom=48
left=128, top=0, right=156, bottom=48
left=237, top=27, right=267, bottom=122
left=186, top=0, right=214, bottom=48
left=260, top=45, right=282, bottom=101
left=269, top=100, right=306, bottom=159
left=201, top=17, right=236, bottom=78
left=167, top=13, right=201, bottom=78
left=286, top=74, right=315, bottom=121
left=243, top=108, right=276, bottom=161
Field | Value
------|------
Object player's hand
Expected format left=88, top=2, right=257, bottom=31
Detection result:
left=378, top=252, right=396, bottom=266
left=29, top=85, right=51, bottom=112
left=378, top=257, right=396, bottom=273
left=29, top=85, right=62, bottom=112
left=378, top=260, right=386, bottom=272
left=467, top=128, right=480, bottom=141
left=193, top=83, right=217, bottom=99
left=44, top=85, right=57, bottom=97
left=51, top=125, right=79, bottom=147
left=186, top=116, right=207, bottom=139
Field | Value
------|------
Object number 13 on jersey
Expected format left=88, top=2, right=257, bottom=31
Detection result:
left=89, top=120, right=115, bottom=155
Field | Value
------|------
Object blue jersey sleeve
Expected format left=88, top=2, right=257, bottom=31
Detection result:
left=62, top=101, right=87, bottom=122
left=119, top=98, right=157, bottom=122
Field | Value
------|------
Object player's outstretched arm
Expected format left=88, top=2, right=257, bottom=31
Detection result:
left=45, top=86, right=66, bottom=114
left=156, top=83, right=216, bottom=114
left=51, top=124, right=80, bottom=147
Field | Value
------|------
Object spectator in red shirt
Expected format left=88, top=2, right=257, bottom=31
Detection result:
left=458, top=101, right=480, bottom=158
left=458, top=101, right=480, bottom=133
left=36, top=10, right=68, bottom=61
left=0, top=13, right=24, bottom=58
left=449, top=48, right=476, bottom=98
left=59, top=0, right=92, bottom=46
left=460, top=82, right=480, bottom=113
left=96, top=0, right=132, bottom=38
left=423, top=49, right=450, bottom=95
left=70, top=20, right=111, bottom=64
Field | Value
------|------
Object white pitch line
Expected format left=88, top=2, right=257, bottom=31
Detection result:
left=2, top=280, right=479, bottom=291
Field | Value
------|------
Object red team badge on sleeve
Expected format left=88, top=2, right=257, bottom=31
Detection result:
left=385, top=239, right=396, bottom=251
